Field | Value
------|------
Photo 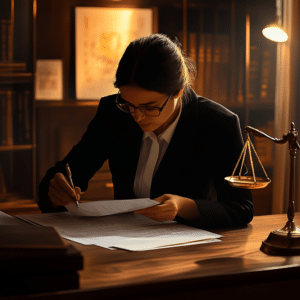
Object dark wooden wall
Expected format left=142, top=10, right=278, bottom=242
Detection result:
left=35, top=0, right=277, bottom=213
left=36, top=0, right=168, bottom=199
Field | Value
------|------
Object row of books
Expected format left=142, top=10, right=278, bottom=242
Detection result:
left=0, top=89, right=32, bottom=146
left=0, top=19, right=13, bottom=62
left=253, top=121, right=274, bottom=168
left=0, top=18, right=27, bottom=72
left=188, top=32, right=230, bottom=104
left=249, top=45, right=275, bottom=103
left=186, top=32, right=275, bottom=105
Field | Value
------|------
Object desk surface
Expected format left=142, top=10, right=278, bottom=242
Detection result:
left=3, top=210, right=300, bottom=299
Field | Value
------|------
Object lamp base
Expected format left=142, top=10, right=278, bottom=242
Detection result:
left=261, top=221, right=300, bottom=255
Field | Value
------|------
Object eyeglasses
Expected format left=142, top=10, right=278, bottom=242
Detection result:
left=115, top=92, right=172, bottom=117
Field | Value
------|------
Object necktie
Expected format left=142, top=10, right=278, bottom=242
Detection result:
left=139, top=136, right=159, bottom=198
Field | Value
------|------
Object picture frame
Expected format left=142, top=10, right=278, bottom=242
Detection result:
left=75, top=7, right=153, bottom=100
left=35, top=59, right=63, bottom=100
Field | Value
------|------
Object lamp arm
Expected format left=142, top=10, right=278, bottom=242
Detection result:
left=245, top=126, right=287, bottom=144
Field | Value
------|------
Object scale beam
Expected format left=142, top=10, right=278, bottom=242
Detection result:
left=245, top=125, right=287, bottom=144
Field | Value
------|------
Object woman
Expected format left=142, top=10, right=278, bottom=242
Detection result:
left=38, top=33, right=253, bottom=229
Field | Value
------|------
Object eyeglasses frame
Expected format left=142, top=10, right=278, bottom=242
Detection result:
left=115, top=92, right=172, bottom=117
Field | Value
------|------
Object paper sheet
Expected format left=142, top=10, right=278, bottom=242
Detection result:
left=112, top=237, right=222, bottom=251
left=17, top=212, right=222, bottom=251
left=66, top=198, right=159, bottom=217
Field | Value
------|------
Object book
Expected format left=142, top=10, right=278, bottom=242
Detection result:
left=0, top=163, right=7, bottom=200
left=0, top=244, right=83, bottom=274
left=0, top=225, right=82, bottom=296
left=253, top=121, right=274, bottom=167
left=0, top=89, right=31, bottom=146
left=1, top=270, right=80, bottom=296
left=0, top=90, right=13, bottom=146
left=260, top=49, right=273, bottom=103
left=0, top=90, right=7, bottom=145
left=203, top=33, right=213, bottom=99
left=236, top=52, right=245, bottom=104
left=248, top=45, right=260, bottom=102
left=0, top=225, right=67, bottom=254
left=0, top=20, right=12, bottom=62
left=12, top=90, right=31, bottom=145
left=13, top=90, right=24, bottom=144
left=0, top=90, right=13, bottom=145
left=1, top=20, right=8, bottom=62
left=197, top=33, right=205, bottom=96
left=6, top=90, right=13, bottom=145
left=210, top=34, right=230, bottom=104
left=188, top=31, right=198, bottom=91
left=23, top=90, right=31, bottom=143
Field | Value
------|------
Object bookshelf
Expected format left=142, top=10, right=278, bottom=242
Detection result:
left=158, top=0, right=277, bottom=215
left=34, top=0, right=276, bottom=214
left=0, top=0, right=36, bottom=202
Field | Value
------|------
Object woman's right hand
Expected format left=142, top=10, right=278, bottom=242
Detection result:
left=48, top=173, right=81, bottom=208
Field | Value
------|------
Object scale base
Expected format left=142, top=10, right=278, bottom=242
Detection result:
left=261, top=221, right=300, bottom=255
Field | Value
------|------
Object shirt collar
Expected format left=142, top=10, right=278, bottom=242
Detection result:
left=142, top=103, right=182, bottom=143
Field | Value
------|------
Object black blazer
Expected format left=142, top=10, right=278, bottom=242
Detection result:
left=38, top=89, right=253, bottom=229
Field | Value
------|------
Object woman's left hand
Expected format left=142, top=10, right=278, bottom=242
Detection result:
left=134, top=194, right=185, bottom=222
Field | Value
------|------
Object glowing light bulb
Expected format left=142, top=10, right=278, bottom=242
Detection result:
left=262, top=26, right=288, bottom=42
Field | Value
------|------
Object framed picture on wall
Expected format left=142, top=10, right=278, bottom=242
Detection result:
left=75, top=7, right=154, bottom=100
left=35, top=59, right=63, bottom=100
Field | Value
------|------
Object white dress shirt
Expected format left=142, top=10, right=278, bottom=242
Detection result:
left=133, top=104, right=182, bottom=198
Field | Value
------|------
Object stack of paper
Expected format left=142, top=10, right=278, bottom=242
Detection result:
left=17, top=199, right=222, bottom=251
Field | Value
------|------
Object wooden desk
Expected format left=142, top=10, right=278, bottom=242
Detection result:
left=0, top=200, right=41, bottom=215
left=3, top=213, right=300, bottom=300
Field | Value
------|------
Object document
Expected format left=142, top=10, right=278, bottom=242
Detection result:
left=17, top=211, right=222, bottom=251
left=65, top=198, right=159, bottom=217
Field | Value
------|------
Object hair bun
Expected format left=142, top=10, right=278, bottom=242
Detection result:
left=115, top=33, right=196, bottom=96
left=171, top=36, right=182, bottom=49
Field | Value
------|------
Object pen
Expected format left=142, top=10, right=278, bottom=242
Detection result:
left=65, top=163, right=79, bottom=208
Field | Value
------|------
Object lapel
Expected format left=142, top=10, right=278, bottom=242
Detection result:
left=109, top=107, right=143, bottom=195
left=151, top=90, right=199, bottom=197
left=110, top=107, right=143, bottom=154
left=120, top=117, right=143, bottom=155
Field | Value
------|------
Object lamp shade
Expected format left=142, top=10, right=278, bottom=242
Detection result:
left=262, top=24, right=288, bottom=42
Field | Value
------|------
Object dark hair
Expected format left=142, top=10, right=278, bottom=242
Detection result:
left=114, top=33, right=196, bottom=97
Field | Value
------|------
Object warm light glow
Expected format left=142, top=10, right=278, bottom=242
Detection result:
left=262, top=26, right=288, bottom=42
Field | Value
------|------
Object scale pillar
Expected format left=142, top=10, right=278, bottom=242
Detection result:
left=260, top=123, right=300, bottom=255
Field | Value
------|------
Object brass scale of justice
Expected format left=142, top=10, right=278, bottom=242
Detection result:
left=225, top=122, right=300, bottom=255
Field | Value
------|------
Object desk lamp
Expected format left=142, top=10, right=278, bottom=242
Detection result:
left=225, top=122, right=300, bottom=255
left=262, top=0, right=288, bottom=42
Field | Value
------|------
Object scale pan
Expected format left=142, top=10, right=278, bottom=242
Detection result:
left=225, top=176, right=271, bottom=189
